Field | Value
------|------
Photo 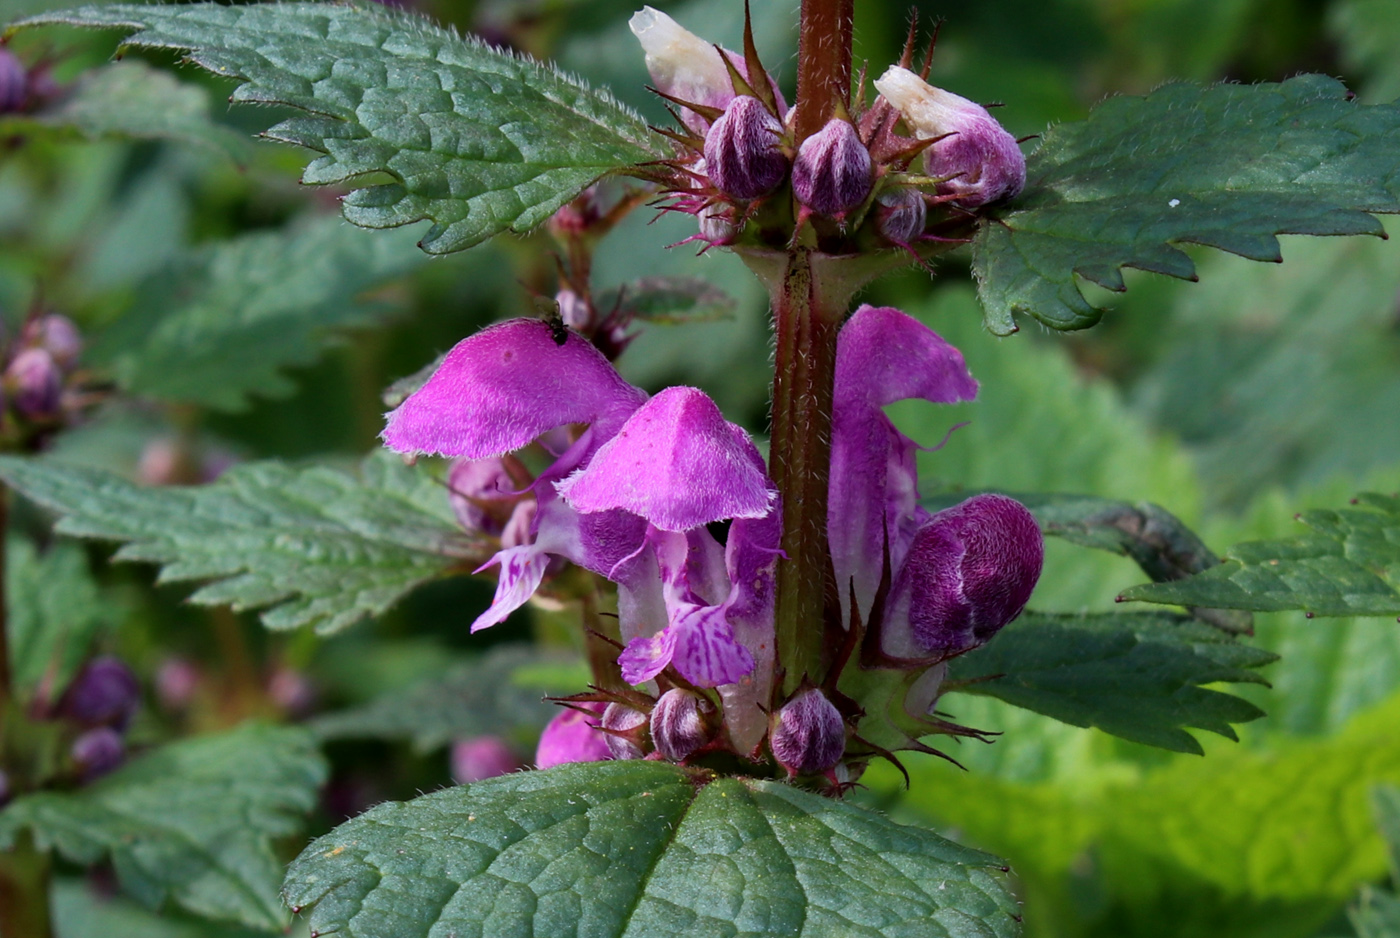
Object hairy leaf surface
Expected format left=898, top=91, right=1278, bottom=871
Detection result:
left=973, top=75, right=1400, bottom=334
left=12, top=2, right=665, bottom=253
left=1122, top=492, right=1400, bottom=616
left=0, top=724, right=326, bottom=930
left=948, top=611, right=1274, bottom=753
left=284, top=760, right=1020, bottom=938
left=92, top=215, right=425, bottom=410
left=0, top=452, right=485, bottom=634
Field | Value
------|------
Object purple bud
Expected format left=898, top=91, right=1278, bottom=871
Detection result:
left=447, top=457, right=521, bottom=535
left=874, top=66, right=1026, bottom=207
left=58, top=656, right=140, bottom=729
left=23, top=314, right=83, bottom=368
left=703, top=96, right=787, bottom=201
left=884, top=494, right=1043, bottom=658
left=535, top=701, right=612, bottom=769
left=451, top=735, right=521, bottom=784
left=268, top=666, right=317, bottom=718
left=71, top=727, right=125, bottom=781
left=874, top=187, right=927, bottom=245
left=5, top=347, right=62, bottom=419
left=0, top=50, right=26, bottom=114
left=601, top=702, right=649, bottom=760
left=792, top=119, right=873, bottom=216
left=770, top=688, right=845, bottom=777
left=155, top=657, right=201, bottom=712
left=697, top=204, right=737, bottom=246
left=649, top=689, right=716, bottom=762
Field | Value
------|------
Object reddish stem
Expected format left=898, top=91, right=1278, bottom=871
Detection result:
left=793, top=0, right=854, bottom=141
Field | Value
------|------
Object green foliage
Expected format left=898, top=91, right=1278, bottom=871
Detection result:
left=0, top=61, right=250, bottom=161
left=1123, top=492, right=1400, bottom=616
left=5, top=535, right=116, bottom=703
left=0, top=724, right=326, bottom=931
left=948, top=611, right=1274, bottom=753
left=91, top=214, right=426, bottom=411
left=872, top=691, right=1400, bottom=938
left=10, top=2, right=665, bottom=254
left=0, top=451, right=486, bottom=634
left=595, top=275, right=737, bottom=324
left=1351, top=786, right=1400, bottom=938
left=1132, top=229, right=1400, bottom=509
left=1331, top=0, right=1400, bottom=103
left=284, top=760, right=1021, bottom=938
left=52, top=878, right=272, bottom=938
left=309, top=645, right=566, bottom=753
left=973, top=74, right=1400, bottom=334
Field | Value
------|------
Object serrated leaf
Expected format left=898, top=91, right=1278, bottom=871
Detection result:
left=0, top=61, right=252, bottom=161
left=1123, top=492, right=1400, bottom=616
left=11, top=2, right=665, bottom=253
left=91, top=214, right=426, bottom=411
left=596, top=276, right=737, bottom=324
left=6, top=534, right=118, bottom=703
left=947, top=611, right=1274, bottom=754
left=309, top=646, right=567, bottom=753
left=973, top=74, right=1400, bottom=334
left=0, top=724, right=327, bottom=931
left=0, top=451, right=487, bottom=634
left=284, top=760, right=1021, bottom=938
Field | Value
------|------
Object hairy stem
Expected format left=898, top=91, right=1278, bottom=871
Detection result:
left=0, top=832, right=53, bottom=938
left=793, top=0, right=854, bottom=141
left=769, top=249, right=843, bottom=696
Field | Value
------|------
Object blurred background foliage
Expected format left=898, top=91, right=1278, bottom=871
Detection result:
left=3, top=0, right=1400, bottom=935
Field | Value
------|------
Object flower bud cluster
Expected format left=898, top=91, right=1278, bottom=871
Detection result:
left=0, top=312, right=87, bottom=448
left=51, top=656, right=142, bottom=782
left=630, top=9, right=1024, bottom=256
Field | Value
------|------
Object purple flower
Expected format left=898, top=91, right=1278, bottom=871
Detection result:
left=874, top=66, right=1026, bottom=207
left=535, top=702, right=612, bottom=769
left=882, top=494, right=1043, bottom=658
left=770, top=688, right=845, bottom=777
left=704, top=96, right=788, bottom=201
left=792, top=119, right=873, bottom=216
left=451, top=735, right=521, bottom=783
left=71, top=727, right=125, bottom=781
left=58, top=656, right=140, bottom=729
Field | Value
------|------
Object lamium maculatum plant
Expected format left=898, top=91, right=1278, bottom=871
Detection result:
left=3, top=0, right=1400, bottom=935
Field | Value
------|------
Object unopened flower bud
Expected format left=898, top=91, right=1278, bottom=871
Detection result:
left=792, top=119, right=873, bottom=216
left=268, top=666, right=317, bottom=718
left=23, top=314, right=82, bottom=368
left=58, top=656, right=140, bottom=729
left=874, top=187, right=927, bottom=245
left=873, top=66, right=1025, bottom=207
left=697, top=203, right=737, bottom=246
left=650, top=689, right=715, bottom=762
left=535, top=701, right=611, bottom=769
left=0, top=50, right=26, bottom=114
left=548, top=186, right=602, bottom=239
left=71, top=727, right=125, bottom=781
left=704, top=96, right=787, bottom=201
left=5, top=347, right=62, bottom=419
left=883, top=493, right=1043, bottom=659
left=555, top=289, right=591, bottom=331
left=155, top=657, right=201, bottom=712
left=601, top=702, right=649, bottom=760
left=447, top=457, right=520, bottom=535
left=770, top=688, right=845, bottom=776
left=629, top=7, right=785, bottom=132
left=451, top=735, right=521, bottom=784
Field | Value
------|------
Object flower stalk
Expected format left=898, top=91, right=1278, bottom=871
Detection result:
left=793, top=0, right=854, bottom=140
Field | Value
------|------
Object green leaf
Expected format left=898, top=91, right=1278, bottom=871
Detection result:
left=10, top=2, right=665, bottom=254
left=972, top=75, right=1400, bottom=334
left=309, top=646, right=568, bottom=753
left=947, top=611, right=1274, bottom=754
left=0, top=724, right=327, bottom=931
left=596, top=276, right=737, bottom=324
left=5, top=534, right=117, bottom=703
left=91, top=214, right=426, bottom=411
left=0, top=61, right=251, bottom=161
left=0, top=451, right=486, bottom=634
left=1122, top=492, right=1400, bottom=617
left=1352, top=888, right=1400, bottom=938
left=52, top=877, right=273, bottom=938
left=283, top=760, right=1021, bottom=938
